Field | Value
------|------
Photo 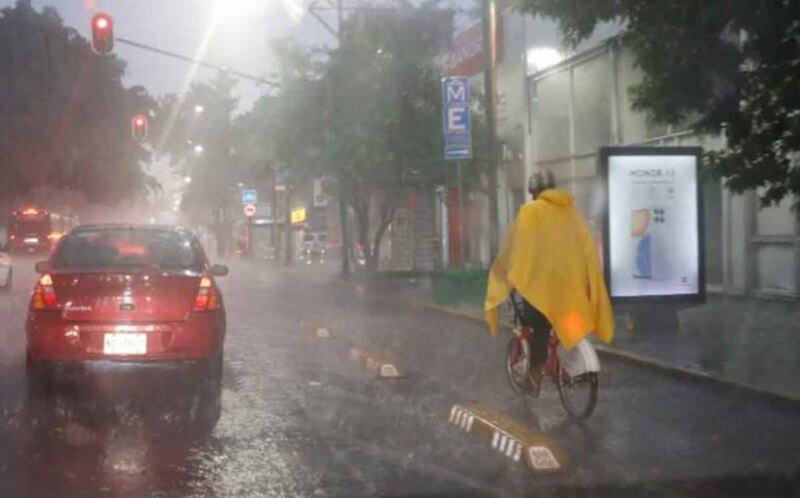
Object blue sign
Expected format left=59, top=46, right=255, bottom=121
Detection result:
left=241, top=189, right=257, bottom=206
left=441, top=77, right=472, bottom=160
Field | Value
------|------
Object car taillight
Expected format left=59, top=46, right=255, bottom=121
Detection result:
left=193, top=276, right=218, bottom=312
left=32, top=274, right=59, bottom=310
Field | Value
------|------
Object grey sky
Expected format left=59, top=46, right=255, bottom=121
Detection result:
left=3, top=0, right=339, bottom=111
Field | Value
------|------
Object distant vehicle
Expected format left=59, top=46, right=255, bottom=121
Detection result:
left=299, top=232, right=328, bottom=264
left=0, top=247, right=11, bottom=291
left=25, top=224, right=229, bottom=390
left=6, top=208, right=78, bottom=254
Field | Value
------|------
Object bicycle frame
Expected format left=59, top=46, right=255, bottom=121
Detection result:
left=509, top=292, right=600, bottom=381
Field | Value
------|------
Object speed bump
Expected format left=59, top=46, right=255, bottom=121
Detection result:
left=447, top=404, right=568, bottom=473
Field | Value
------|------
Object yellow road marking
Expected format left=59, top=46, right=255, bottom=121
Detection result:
left=447, top=404, right=568, bottom=473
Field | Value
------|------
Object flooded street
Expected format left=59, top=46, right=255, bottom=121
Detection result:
left=0, top=259, right=796, bottom=497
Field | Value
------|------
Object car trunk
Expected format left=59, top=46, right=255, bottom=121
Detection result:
left=52, top=269, right=200, bottom=323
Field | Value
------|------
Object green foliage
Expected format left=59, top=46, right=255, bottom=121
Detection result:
left=153, top=72, right=241, bottom=225
left=0, top=0, right=157, bottom=211
left=515, top=0, right=800, bottom=206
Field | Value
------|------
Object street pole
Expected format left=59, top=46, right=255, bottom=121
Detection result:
left=335, top=0, right=352, bottom=279
left=285, top=184, right=293, bottom=266
left=482, top=0, right=500, bottom=259
left=271, top=168, right=278, bottom=260
left=457, top=161, right=467, bottom=267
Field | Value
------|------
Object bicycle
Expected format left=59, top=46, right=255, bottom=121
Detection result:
left=505, top=293, right=600, bottom=419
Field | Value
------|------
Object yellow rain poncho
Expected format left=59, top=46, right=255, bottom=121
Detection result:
left=485, top=189, right=614, bottom=349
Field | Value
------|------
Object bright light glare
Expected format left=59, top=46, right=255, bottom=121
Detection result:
left=194, top=104, right=204, bottom=114
left=527, top=47, right=564, bottom=73
left=95, top=17, right=109, bottom=29
left=194, top=144, right=204, bottom=154
left=184, top=176, right=192, bottom=183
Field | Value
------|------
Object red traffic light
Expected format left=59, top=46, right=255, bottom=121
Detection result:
left=131, top=114, right=148, bottom=142
left=91, top=13, right=114, bottom=55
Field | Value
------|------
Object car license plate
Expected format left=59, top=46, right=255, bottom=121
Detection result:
left=24, top=237, right=39, bottom=244
left=103, top=333, right=147, bottom=355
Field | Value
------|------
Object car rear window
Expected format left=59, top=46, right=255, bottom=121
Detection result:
left=54, top=229, right=201, bottom=270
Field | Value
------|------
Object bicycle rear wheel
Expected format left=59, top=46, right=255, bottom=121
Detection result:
left=505, top=338, right=532, bottom=393
left=556, top=362, right=598, bottom=419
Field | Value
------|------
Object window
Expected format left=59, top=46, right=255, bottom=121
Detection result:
left=573, top=55, right=611, bottom=153
left=55, top=229, right=200, bottom=270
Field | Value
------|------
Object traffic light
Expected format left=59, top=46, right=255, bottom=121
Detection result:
left=91, top=13, right=114, bottom=55
left=131, top=114, right=148, bottom=142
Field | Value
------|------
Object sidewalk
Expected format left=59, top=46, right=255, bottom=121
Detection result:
left=346, top=270, right=800, bottom=401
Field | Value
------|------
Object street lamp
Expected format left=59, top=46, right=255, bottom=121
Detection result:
left=184, top=176, right=192, bottom=184
left=193, top=144, right=204, bottom=155
left=194, top=104, right=204, bottom=114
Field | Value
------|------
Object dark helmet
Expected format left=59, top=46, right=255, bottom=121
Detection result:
left=528, top=168, right=556, bottom=197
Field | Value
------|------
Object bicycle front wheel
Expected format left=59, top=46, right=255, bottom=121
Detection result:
left=556, top=363, right=598, bottom=419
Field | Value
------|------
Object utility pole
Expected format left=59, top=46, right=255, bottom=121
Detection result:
left=310, top=0, right=351, bottom=278
left=335, top=0, right=352, bottom=279
left=482, top=0, right=500, bottom=258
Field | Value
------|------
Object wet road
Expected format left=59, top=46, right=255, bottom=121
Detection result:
left=0, top=258, right=798, bottom=497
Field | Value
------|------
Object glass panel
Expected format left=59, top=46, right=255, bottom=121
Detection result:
left=573, top=55, right=611, bottom=154
left=755, top=196, right=796, bottom=236
left=55, top=229, right=199, bottom=270
left=617, top=47, right=647, bottom=144
left=532, top=69, right=570, bottom=160
left=703, top=179, right=723, bottom=285
left=756, top=245, right=796, bottom=293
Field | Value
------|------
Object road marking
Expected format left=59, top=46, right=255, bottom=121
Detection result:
left=349, top=347, right=404, bottom=379
left=447, top=404, right=568, bottom=473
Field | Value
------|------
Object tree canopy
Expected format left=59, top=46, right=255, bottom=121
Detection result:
left=0, top=0, right=157, bottom=213
left=515, top=0, right=800, bottom=206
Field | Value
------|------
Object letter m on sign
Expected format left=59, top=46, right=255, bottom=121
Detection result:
left=442, top=77, right=469, bottom=105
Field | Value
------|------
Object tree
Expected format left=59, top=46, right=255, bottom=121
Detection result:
left=153, top=72, right=242, bottom=255
left=515, top=0, right=800, bottom=207
left=323, top=5, right=454, bottom=271
left=0, top=0, right=157, bottom=214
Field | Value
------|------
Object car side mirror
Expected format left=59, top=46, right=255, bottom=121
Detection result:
left=35, top=261, right=51, bottom=273
left=210, top=264, right=229, bottom=277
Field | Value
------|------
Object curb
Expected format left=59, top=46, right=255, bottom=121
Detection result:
left=406, top=298, right=799, bottom=403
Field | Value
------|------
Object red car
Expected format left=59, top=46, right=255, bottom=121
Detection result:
left=26, top=224, right=228, bottom=388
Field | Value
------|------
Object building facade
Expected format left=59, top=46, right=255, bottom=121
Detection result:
left=445, top=6, right=798, bottom=298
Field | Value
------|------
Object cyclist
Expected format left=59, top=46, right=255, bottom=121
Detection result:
left=485, top=169, right=614, bottom=394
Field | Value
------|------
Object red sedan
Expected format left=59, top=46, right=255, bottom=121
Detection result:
left=26, top=224, right=228, bottom=388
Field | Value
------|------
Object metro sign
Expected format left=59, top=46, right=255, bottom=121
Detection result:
left=441, top=77, right=472, bottom=160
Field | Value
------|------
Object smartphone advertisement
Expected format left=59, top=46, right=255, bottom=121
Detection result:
left=601, top=147, right=704, bottom=303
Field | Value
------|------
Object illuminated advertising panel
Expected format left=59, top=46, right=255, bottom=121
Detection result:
left=600, top=147, right=705, bottom=304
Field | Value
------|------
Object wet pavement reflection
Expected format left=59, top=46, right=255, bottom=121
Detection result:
left=0, top=258, right=797, bottom=497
